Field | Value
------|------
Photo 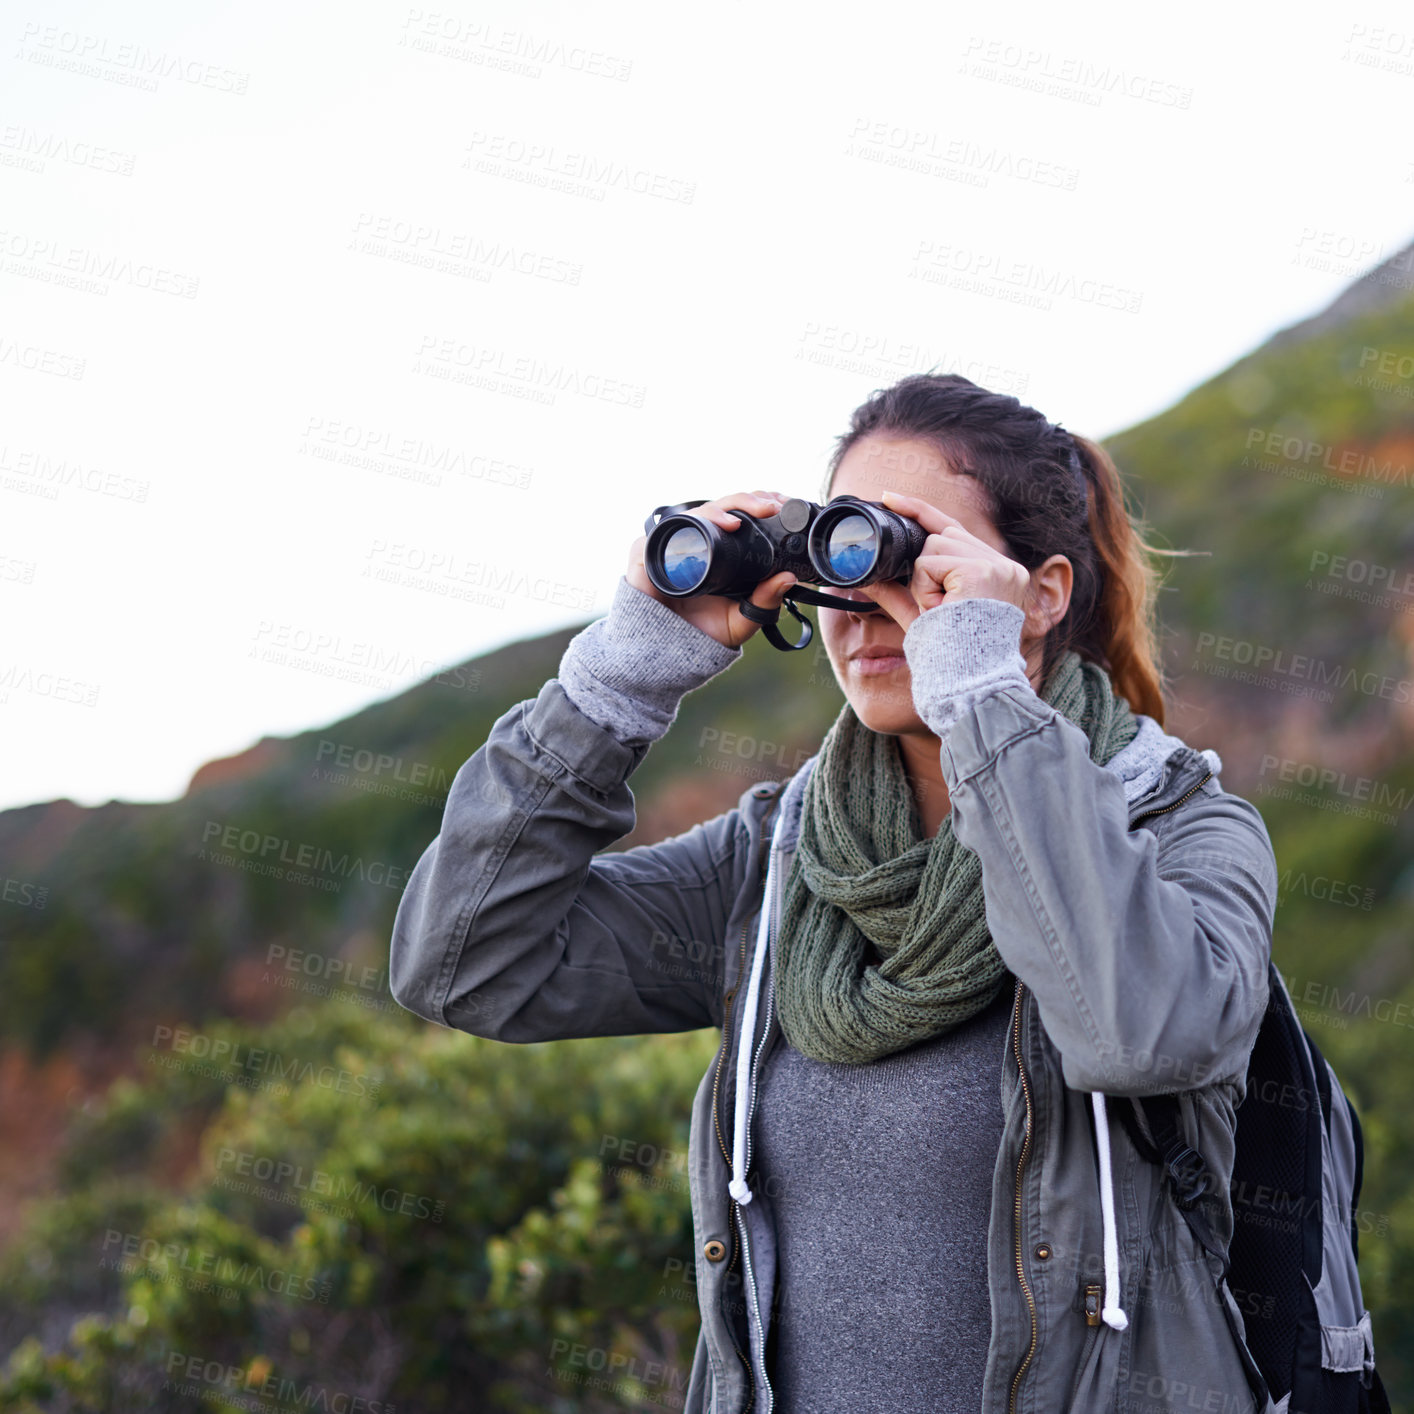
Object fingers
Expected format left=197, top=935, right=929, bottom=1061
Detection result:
left=624, top=541, right=672, bottom=608
left=750, top=569, right=797, bottom=608
left=910, top=550, right=975, bottom=605
left=700, top=490, right=790, bottom=532
left=879, top=489, right=966, bottom=536
left=721, top=569, right=797, bottom=647
left=911, top=550, right=972, bottom=579
left=860, top=577, right=921, bottom=630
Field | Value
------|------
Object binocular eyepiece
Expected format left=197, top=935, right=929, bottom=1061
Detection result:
left=642, top=495, right=930, bottom=652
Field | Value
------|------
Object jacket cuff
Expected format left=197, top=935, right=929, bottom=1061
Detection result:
left=557, top=576, right=741, bottom=746
left=902, top=597, right=1031, bottom=741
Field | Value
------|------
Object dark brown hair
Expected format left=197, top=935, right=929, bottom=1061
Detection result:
left=823, top=372, right=1175, bottom=725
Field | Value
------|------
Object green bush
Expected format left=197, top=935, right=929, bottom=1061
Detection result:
left=0, top=999, right=719, bottom=1413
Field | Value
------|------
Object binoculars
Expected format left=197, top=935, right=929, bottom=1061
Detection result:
left=642, top=495, right=930, bottom=651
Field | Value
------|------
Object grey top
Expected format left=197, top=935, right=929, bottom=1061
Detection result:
left=754, top=988, right=1014, bottom=1414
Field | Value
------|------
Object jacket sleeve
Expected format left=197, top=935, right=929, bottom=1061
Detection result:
left=903, top=597, right=1276, bottom=1097
left=388, top=578, right=752, bottom=1042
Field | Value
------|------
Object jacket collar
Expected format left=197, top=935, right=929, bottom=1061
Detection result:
left=1110, top=713, right=1220, bottom=811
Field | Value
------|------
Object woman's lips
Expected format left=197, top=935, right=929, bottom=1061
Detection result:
left=848, top=650, right=906, bottom=676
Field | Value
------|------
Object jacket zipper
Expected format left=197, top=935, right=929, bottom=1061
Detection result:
left=720, top=1215, right=751, bottom=1414
left=735, top=1204, right=770, bottom=1414
left=1130, top=770, right=1212, bottom=828
left=1007, top=979, right=1038, bottom=1414
left=1064, top=1289, right=1104, bottom=1408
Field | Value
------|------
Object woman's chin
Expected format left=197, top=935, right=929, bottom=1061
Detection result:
left=843, top=679, right=918, bottom=735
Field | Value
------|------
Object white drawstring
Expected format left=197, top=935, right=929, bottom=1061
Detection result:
left=1090, top=1091, right=1129, bottom=1331
left=728, top=814, right=782, bottom=1206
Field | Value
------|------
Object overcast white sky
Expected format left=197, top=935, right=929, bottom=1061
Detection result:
left=4, top=0, right=1414, bottom=812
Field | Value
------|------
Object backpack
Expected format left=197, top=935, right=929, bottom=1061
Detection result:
left=1116, top=961, right=1391, bottom=1414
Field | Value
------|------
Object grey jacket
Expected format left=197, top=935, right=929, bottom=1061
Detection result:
left=389, top=582, right=1280, bottom=1414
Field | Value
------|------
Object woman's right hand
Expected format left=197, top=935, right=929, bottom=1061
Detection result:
left=627, top=490, right=799, bottom=649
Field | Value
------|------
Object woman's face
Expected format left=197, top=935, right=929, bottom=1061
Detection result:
left=818, top=433, right=1027, bottom=737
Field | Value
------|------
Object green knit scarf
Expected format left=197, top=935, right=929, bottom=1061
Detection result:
left=774, top=648, right=1141, bottom=1065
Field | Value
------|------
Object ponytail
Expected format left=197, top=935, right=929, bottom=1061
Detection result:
left=1069, top=434, right=1173, bottom=727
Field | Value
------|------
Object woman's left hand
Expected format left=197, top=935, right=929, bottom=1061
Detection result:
left=857, top=490, right=1031, bottom=630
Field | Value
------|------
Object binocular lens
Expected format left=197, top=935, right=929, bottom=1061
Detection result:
left=660, top=524, right=711, bottom=592
left=823, top=513, right=879, bottom=582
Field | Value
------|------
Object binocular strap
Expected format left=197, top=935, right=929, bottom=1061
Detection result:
left=735, top=585, right=885, bottom=651
left=735, top=595, right=815, bottom=651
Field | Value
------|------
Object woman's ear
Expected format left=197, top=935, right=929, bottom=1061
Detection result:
left=1024, top=554, right=1073, bottom=637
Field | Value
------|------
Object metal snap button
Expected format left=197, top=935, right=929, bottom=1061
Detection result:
left=704, top=1239, right=727, bottom=1263
left=1034, top=1244, right=1052, bottom=1261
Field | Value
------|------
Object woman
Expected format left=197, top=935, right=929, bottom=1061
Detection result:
left=389, top=373, right=1279, bottom=1414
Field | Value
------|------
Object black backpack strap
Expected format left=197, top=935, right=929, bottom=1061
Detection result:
left=1369, top=1368, right=1394, bottom=1414
left=1115, top=1094, right=1230, bottom=1276
left=1304, top=1024, right=1365, bottom=1263
left=1311, top=1031, right=1335, bottom=1139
